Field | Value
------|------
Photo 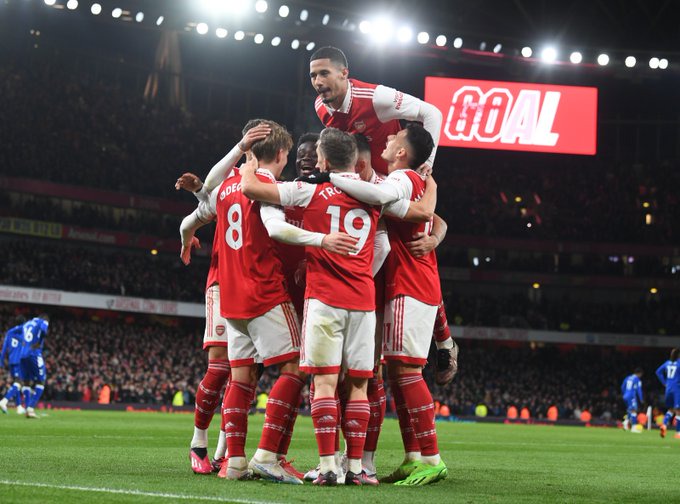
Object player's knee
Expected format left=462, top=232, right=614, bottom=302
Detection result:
left=207, top=346, right=229, bottom=360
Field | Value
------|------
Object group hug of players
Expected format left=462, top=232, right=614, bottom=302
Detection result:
left=177, top=46, right=458, bottom=486
left=0, top=314, right=49, bottom=418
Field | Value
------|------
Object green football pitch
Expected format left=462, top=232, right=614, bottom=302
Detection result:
left=0, top=410, right=677, bottom=503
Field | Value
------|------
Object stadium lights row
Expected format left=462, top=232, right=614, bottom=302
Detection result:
left=38, top=1, right=673, bottom=69
left=190, top=22, right=315, bottom=50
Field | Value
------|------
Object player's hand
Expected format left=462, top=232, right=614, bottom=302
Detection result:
left=240, top=152, right=258, bottom=175
left=405, top=232, right=438, bottom=257
left=416, top=163, right=433, bottom=178
left=175, top=173, right=203, bottom=192
left=294, top=260, right=307, bottom=286
left=321, top=232, right=359, bottom=255
left=238, top=124, right=271, bottom=151
left=180, top=236, right=201, bottom=265
left=295, top=172, right=330, bottom=184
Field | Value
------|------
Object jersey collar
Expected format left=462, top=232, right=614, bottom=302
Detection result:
left=324, top=81, right=353, bottom=115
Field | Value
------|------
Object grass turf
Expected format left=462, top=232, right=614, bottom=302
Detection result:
left=0, top=410, right=677, bottom=503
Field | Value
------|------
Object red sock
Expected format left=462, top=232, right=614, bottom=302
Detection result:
left=389, top=377, right=420, bottom=453
left=194, top=359, right=230, bottom=429
left=311, top=396, right=338, bottom=457
left=343, top=400, right=370, bottom=461
left=433, top=301, right=451, bottom=342
left=278, top=404, right=299, bottom=457
left=398, top=373, right=439, bottom=456
left=223, top=380, right=255, bottom=458
left=335, top=391, right=344, bottom=452
left=258, top=373, right=304, bottom=453
left=364, top=378, right=386, bottom=452
left=220, top=381, right=231, bottom=431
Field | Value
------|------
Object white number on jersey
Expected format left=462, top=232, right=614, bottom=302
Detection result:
left=11, top=338, right=19, bottom=348
left=37, top=356, right=44, bottom=367
left=668, top=364, right=677, bottom=379
left=326, top=205, right=371, bottom=255
left=24, top=328, right=34, bottom=343
left=626, top=379, right=633, bottom=390
left=225, top=203, right=243, bottom=250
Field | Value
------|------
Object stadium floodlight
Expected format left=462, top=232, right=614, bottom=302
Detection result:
left=569, top=51, right=582, bottom=64
left=396, top=26, right=412, bottom=43
left=216, top=27, right=228, bottom=38
left=306, top=41, right=315, bottom=51
left=196, top=23, right=209, bottom=35
left=650, top=287, right=658, bottom=294
left=453, top=37, right=463, bottom=48
left=624, top=56, right=636, bottom=68
left=521, top=46, right=532, bottom=57
left=649, top=57, right=659, bottom=69
left=91, top=3, right=102, bottom=15
left=111, top=7, right=122, bottom=18
left=479, top=42, right=486, bottom=51
left=278, top=5, right=289, bottom=17
left=234, top=30, right=245, bottom=40
left=44, top=0, right=56, bottom=6
left=659, top=58, right=668, bottom=69
left=255, top=0, right=267, bottom=13
left=299, top=9, right=308, bottom=21
left=322, top=14, right=330, bottom=25
left=416, top=31, right=429, bottom=44
left=532, top=282, right=540, bottom=289
left=541, top=47, right=557, bottom=63
left=291, top=38, right=300, bottom=49
left=359, top=20, right=371, bottom=34
left=597, top=53, right=609, bottom=66
left=254, top=33, right=264, bottom=44
left=271, top=36, right=281, bottom=46
left=371, top=18, right=393, bottom=43
left=435, top=35, right=446, bottom=47
left=66, top=0, right=78, bottom=10
left=135, top=12, right=144, bottom=22
left=199, top=0, right=249, bottom=15
left=156, top=15, right=164, bottom=26
left=493, top=43, right=502, bottom=53
left=472, top=257, right=479, bottom=267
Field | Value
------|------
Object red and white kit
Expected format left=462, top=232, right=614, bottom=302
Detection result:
left=196, top=169, right=300, bottom=367
left=315, top=79, right=441, bottom=175
left=203, top=241, right=228, bottom=350
left=277, top=174, right=380, bottom=378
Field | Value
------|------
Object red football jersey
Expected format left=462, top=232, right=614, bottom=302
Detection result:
left=276, top=206, right=306, bottom=318
left=384, top=170, right=441, bottom=306
left=205, top=227, right=220, bottom=290
left=278, top=176, right=380, bottom=311
left=315, top=79, right=401, bottom=176
left=210, top=171, right=290, bottom=319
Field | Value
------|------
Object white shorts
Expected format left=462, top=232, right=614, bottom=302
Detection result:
left=300, top=298, right=375, bottom=378
left=383, top=295, right=437, bottom=366
left=203, top=285, right=228, bottom=350
left=227, top=301, right=300, bottom=368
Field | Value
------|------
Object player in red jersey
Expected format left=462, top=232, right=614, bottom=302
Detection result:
left=178, top=123, right=270, bottom=475
left=304, top=123, right=448, bottom=486
left=310, top=46, right=442, bottom=176
left=180, top=121, right=357, bottom=483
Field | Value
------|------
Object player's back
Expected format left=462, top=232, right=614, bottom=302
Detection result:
left=214, top=170, right=289, bottom=319
left=622, top=374, right=639, bottom=398
left=303, top=180, right=379, bottom=311
left=384, top=169, right=441, bottom=306
left=3, top=325, right=24, bottom=364
left=664, top=360, right=680, bottom=389
left=20, top=317, right=47, bottom=360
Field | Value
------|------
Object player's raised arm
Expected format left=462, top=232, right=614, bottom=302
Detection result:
left=178, top=187, right=218, bottom=265
left=327, top=172, right=403, bottom=205
left=239, top=155, right=282, bottom=205
left=372, top=85, right=443, bottom=168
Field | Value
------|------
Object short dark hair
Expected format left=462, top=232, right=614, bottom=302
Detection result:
left=297, top=132, right=320, bottom=150
left=671, top=348, right=679, bottom=361
left=353, top=133, right=371, bottom=155
left=634, top=367, right=643, bottom=375
left=404, top=123, right=434, bottom=169
left=250, top=120, right=293, bottom=163
left=310, top=46, right=348, bottom=68
left=319, top=128, right=357, bottom=171
left=14, top=314, right=26, bottom=325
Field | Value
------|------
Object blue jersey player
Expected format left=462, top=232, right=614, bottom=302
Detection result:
left=621, top=368, right=644, bottom=433
left=655, top=348, right=680, bottom=439
left=19, top=314, right=49, bottom=419
left=0, top=315, right=27, bottom=414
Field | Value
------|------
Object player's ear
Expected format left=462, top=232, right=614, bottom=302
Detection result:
left=340, top=66, right=349, bottom=80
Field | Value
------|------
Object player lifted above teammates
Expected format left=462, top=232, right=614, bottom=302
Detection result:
left=180, top=120, right=356, bottom=484
left=178, top=123, right=271, bottom=475
left=300, top=124, right=447, bottom=485
left=655, top=348, right=680, bottom=439
left=621, top=368, right=644, bottom=433
left=310, top=46, right=442, bottom=175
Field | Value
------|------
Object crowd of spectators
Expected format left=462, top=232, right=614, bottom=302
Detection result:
left=0, top=312, right=670, bottom=422
left=0, top=239, right=207, bottom=302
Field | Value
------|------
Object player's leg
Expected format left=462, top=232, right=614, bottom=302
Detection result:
left=222, top=319, right=258, bottom=480
left=247, top=301, right=304, bottom=484
left=363, top=308, right=386, bottom=481
left=383, top=295, right=447, bottom=486
left=433, top=300, right=459, bottom=386
left=627, top=399, right=640, bottom=433
left=660, top=392, right=674, bottom=438
left=26, top=355, right=47, bottom=419
left=0, top=367, right=22, bottom=413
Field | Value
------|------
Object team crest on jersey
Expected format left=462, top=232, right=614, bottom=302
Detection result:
left=353, top=120, right=366, bottom=132
left=216, top=325, right=225, bottom=336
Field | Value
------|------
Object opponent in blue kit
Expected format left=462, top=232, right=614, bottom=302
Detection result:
left=655, top=348, right=680, bottom=439
left=0, top=315, right=27, bottom=414
left=19, top=314, right=50, bottom=419
left=621, top=368, right=644, bottom=433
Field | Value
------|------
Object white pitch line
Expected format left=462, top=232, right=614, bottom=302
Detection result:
left=0, top=480, right=283, bottom=504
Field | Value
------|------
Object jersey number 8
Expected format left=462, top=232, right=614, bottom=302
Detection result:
left=225, top=203, right=243, bottom=250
